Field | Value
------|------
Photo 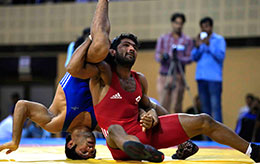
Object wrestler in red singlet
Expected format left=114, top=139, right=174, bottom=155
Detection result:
left=94, top=70, right=189, bottom=159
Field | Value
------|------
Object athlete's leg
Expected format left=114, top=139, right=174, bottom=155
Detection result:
left=179, top=113, right=248, bottom=153
left=106, top=124, right=140, bottom=150
left=107, top=124, right=164, bottom=162
left=0, top=100, right=54, bottom=154
left=171, top=73, right=185, bottom=113
left=157, top=75, right=172, bottom=113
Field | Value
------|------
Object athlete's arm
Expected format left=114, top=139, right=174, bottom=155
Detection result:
left=137, top=73, right=169, bottom=131
left=137, top=72, right=169, bottom=116
left=139, top=108, right=157, bottom=132
left=67, top=0, right=110, bottom=79
left=0, top=100, right=55, bottom=154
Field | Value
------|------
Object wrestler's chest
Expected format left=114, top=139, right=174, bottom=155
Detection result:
left=119, top=77, right=136, bottom=92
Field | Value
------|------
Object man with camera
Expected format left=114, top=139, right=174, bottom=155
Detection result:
left=155, top=13, right=193, bottom=113
left=191, top=17, right=226, bottom=123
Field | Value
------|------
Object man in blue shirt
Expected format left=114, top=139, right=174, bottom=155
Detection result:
left=191, top=17, right=226, bottom=123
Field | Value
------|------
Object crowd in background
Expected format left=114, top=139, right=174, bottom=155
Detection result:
left=0, top=0, right=129, bottom=5
left=155, top=13, right=225, bottom=125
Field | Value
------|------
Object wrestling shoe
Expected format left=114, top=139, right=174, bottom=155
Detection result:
left=250, top=143, right=260, bottom=162
left=172, top=140, right=199, bottom=160
left=123, top=141, right=164, bottom=162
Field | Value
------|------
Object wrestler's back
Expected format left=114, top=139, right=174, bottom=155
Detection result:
left=47, top=75, right=94, bottom=132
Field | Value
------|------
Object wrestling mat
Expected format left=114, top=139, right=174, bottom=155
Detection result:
left=0, top=138, right=256, bottom=164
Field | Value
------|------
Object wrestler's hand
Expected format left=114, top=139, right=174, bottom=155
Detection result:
left=0, top=141, right=19, bottom=154
left=139, top=108, right=147, bottom=119
left=140, top=109, right=158, bottom=132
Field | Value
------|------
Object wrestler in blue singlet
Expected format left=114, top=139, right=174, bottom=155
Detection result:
left=59, top=72, right=97, bottom=131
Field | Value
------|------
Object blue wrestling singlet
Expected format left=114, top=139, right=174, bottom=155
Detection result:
left=59, top=72, right=97, bottom=131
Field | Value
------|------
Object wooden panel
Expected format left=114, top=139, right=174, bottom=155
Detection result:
left=1, top=0, right=260, bottom=44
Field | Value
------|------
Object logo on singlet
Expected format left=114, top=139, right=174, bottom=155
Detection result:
left=110, top=92, right=122, bottom=99
left=101, top=128, right=108, bottom=138
left=135, top=95, right=141, bottom=104
left=71, top=106, right=79, bottom=110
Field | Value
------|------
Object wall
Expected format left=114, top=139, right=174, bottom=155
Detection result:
left=1, top=0, right=260, bottom=45
left=133, top=48, right=260, bottom=130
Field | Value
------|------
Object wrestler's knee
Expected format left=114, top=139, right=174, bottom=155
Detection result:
left=199, top=114, right=216, bottom=133
left=16, top=100, right=26, bottom=106
left=15, top=100, right=28, bottom=111
left=108, top=124, right=124, bottom=136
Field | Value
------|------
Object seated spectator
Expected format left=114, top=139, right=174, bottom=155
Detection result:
left=235, top=96, right=260, bottom=142
left=238, top=93, right=254, bottom=117
left=0, top=93, right=20, bottom=140
left=252, top=98, right=260, bottom=142
left=22, top=120, right=51, bottom=138
left=186, top=95, right=201, bottom=114
left=65, top=27, right=90, bottom=67
left=0, top=115, right=13, bottom=140
left=235, top=94, right=255, bottom=134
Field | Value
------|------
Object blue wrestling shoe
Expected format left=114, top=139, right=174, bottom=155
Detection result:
left=123, top=141, right=164, bottom=162
left=172, top=140, right=199, bottom=160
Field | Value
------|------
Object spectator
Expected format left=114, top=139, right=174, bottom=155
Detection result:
left=22, top=120, right=51, bottom=138
left=191, top=17, right=226, bottom=123
left=155, top=13, right=193, bottom=113
left=0, top=114, right=13, bottom=140
left=65, top=27, right=90, bottom=67
left=0, top=93, right=20, bottom=140
left=186, top=95, right=204, bottom=141
left=252, top=98, right=260, bottom=142
left=235, top=97, right=260, bottom=142
left=186, top=95, right=201, bottom=114
left=239, top=93, right=254, bottom=116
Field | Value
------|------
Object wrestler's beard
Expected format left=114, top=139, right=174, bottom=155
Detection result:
left=114, top=52, right=135, bottom=68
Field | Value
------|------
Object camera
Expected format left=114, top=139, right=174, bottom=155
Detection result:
left=171, top=45, right=178, bottom=61
left=200, top=32, right=208, bottom=40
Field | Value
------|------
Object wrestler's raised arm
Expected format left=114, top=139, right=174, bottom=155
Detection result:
left=67, top=0, right=110, bottom=79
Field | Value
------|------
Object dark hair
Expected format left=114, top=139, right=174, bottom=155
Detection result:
left=65, top=134, right=96, bottom=160
left=110, top=33, right=139, bottom=51
left=11, top=93, right=20, bottom=100
left=171, top=13, right=186, bottom=23
left=246, top=93, right=254, bottom=100
left=105, top=33, right=139, bottom=67
left=82, top=27, right=91, bottom=37
left=73, top=37, right=85, bottom=52
left=11, top=93, right=20, bottom=115
left=200, top=17, right=213, bottom=27
left=73, top=28, right=91, bottom=52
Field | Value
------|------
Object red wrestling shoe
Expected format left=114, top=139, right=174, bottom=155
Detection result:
left=172, top=140, right=199, bottom=160
left=123, top=141, right=164, bottom=162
